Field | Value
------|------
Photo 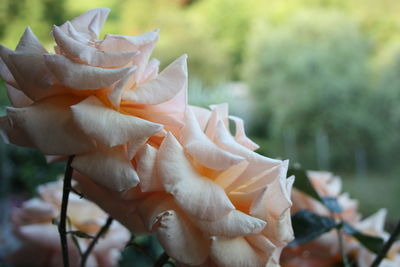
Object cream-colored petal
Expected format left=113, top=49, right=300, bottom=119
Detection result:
left=44, top=54, right=134, bottom=89
left=126, top=137, right=148, bottom=160
left=0, top=116, right=34, bottom=147
left=229, top=187, right=266, bottom=212
left=72, top=145, right=139, bottom=191
left=139, top=58, right=160, bottom=84
left=156, top=209, right=211, bottom=266
left=210, top=237, right=262, bottom=267
left=123, top=54, right=188, bottom=104
left=195, top=210, right=266, bottom=237
left=214, top=160, right=249, bottom=190
left=190, top=105, right=211, bottom=132
left=181, top=108, right=244, bottom=170
left=71, top=96, right=162, bottom=147
left=0, top=56, right=17, bottom=86
left=6, top=96, right=96, bottom=155
left=355, top=209, right=387, bottom=237
left=136, top=144, right=163, bottom=192
left=16, top=27, right=47, bottom=53
left=60, top=8, right=110, bottom=40
left=214, top=120, right=281, bottom=187
left=158, top=133, right=235, bottom=220
left=108, top=67, right=137, bottom=107
left=205, top=103, right=229, bottom=140
left=52, top=26, right=139, bottom=67
left=5, top=84, right=33, bottom=108
left=229, top=115, right=259, bottom=151
left=0, top=46, right=68, bottom=101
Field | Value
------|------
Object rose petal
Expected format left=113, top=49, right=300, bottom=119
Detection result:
left=60, top=8, right=110, bottom=40
left=136, top=144, right=163, bottom=192
left=16, top=27, right=47, bottom=53
left=139, top=58, right=160, bottom=84
left=72, top=144, right=139, bottom=191
left=5, top=84, right=33, bottom=108
left=123, top=54, right=188, bottom=104
left=229, top=115, right=259, bottom=151
left=190, top=105, right=211, bottom=132
left=156, top=209, right=211, bottom=265
left=214, top=160, right=249, bottom=190
left=0, top=55, right=17, bottom=86
left=181, top=108, right=245, bottom=170
left=126, top=137, right=148, bottom=160
left=157, top=133, right=235, bottom=220
left=71, top=96, right=162, bottom=147
left=108, top=67, right=137, bottom=107
left=52, top=25, right=139, bottom=67
left=44, top=54, right=135, bottom=89
left=210, top=236, right=262, bottom=267
left=195, top=210, right=266, bottom=237
left=205, top=103, right=229, bottom=140
left=6, top=96, right=96, bottom=155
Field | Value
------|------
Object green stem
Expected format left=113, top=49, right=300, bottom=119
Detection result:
left=80, top=216, right=113, bottom=267
left=58, top=155, right=75, bottom=267
left=154, top=252, right=169, bottom=267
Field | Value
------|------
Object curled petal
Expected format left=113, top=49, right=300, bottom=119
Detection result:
left=0, top=56, right=17, bottom=86
left=5, top=84, right=33, bottom=108
left=5, top=96, right=96, bottom=155
left=139, top=58, right=160, bottom=84
left=16, top=27, right=47, bottom=53
left=210, top=236, right=262, bottom=267
left=123, top=54, right=188, bottom=104
left=158, top=133, right=235, bottom=220
left=195, top=210, right=266, bottom=237
left=52, top=26, right=139, bottom=67
left=60, top=8, right=110, bottom=40
left=205, top=103, right=229, bottom=140
left=44, top=54, right=135, bottom=89
left=126, top=137, right=148, bottom=160
left=229, top=115, right=259, bottom=151
left=71, top=96, right=162, bottom=147
left=156, top=209, right=211, bottom=265
left=108, top=67, right=137, bottom=107
left=136, top=144, right=163, bottom=192
left=190, top=105, right=211, bottom=132
left=214, top=160, right=249, bottom=190
left=182, top=108, right=244, bottom=170
left=72, top=145, right=139, bottom=191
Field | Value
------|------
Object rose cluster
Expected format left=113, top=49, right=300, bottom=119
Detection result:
left=0, top=8, right=294, bottom=266
left=281, top=171, right=400, bottom=267
left=8, top=180, right=130, bottom=267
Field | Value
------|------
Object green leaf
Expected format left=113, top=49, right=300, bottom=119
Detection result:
left=68, top=230, right=95, bottom=239
left=288, top=209, right=337, bottom=247
left=342, top=222, right=385, bottom=254
left=288, top=165, right=343, bottom=213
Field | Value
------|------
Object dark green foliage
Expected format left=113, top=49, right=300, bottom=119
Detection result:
left=343, top=222, right=385, bottom=254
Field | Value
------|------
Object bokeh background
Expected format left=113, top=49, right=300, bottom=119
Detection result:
left=0, top=0, right=399, bottom=264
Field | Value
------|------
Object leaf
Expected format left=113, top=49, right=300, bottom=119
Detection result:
left=68, top=230, right=95, bottom=239
left=342, top=222, right=385, bottom=254
left=288, top=165, right=342, bottom=213
left=288, top=209, right=337, bottom=247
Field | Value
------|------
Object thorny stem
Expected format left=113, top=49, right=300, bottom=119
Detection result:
left=371, top=219, right=400, bottom=267
left=154, top=252, right=169, bottom=267
left=336, top=225, right=351, bottom=267
left=80, top=216, right=114, bottom=267
left=58, top=155, right=75, bottom=267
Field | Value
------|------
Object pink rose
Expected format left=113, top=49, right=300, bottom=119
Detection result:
left=7, top=180, right=130, bottom=267
left=0, top=8, right=188, bottom=191
left=75, top=104, right=294, bottom=266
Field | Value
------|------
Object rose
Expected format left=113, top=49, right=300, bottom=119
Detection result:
left=75, top=103, right=294, bottom=266
left=7, top=179, right=130, bottom=267
left=0, top=8, right=188, bottom=192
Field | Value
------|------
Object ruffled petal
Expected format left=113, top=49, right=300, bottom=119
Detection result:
left=123, top=54, right=188, bottom=104
left=71, top=96, right=162, bottom=147
left=210, top=236, right=262, bottom=267
left=190, top=105, right=211, bottom=132
left=214, top=160, right=249, bottom=190
left=5, top=96, right=96, bottom=155
left=229, top=115, right=259, bottom=151
left=60, top=8, right=110, bottom=40
left=195, top=210, right=266, bottom=237
left=136, top=144, right=163, bottom=192
left=16, top=27, right=47, bottom=53
left=52, top=25, right=139, bottom=67
left=181, top=108, right=244, bottom=170
left=72, top=144, right=139, bottom=191
left=156, top=209, right=211, bottom=265
left=139, top=58, right=160, bottom=84
left=44, top=54, right=135, bottom=89
left=157, top=133, right=235, bottom=220
left=0, top=55, right=17, bottom=86
left=5, top=84, right=33, bottom=108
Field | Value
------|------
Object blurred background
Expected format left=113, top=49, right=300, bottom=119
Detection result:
left=0, top=0, right=399, bottom=262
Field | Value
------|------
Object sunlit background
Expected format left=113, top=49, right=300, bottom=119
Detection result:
left=1, top=0, right=399, bottom=264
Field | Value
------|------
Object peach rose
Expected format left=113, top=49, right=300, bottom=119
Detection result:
left=0, top=8, right=188, bottom=191
left=7, top=180, right=130, bottom=267
left=75, top=104, right=294, bottom=266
